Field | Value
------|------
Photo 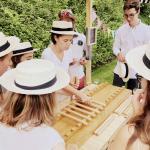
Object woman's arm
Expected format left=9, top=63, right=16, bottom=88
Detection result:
left=108, top=125, right=132, bottom=150
left=63, top=85, right=91, bottom=104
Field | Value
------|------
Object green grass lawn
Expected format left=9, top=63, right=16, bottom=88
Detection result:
left=92, top=59, right=116, bottom=84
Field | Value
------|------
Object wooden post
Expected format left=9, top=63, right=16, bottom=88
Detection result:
left=86, top=0, right=92, bottom=85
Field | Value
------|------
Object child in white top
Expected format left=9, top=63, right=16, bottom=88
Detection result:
left=42, top=20, right=91, bottom=104
left=0, top=59, right=70, bottom=150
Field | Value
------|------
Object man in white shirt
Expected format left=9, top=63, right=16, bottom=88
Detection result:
left=113, top=1, right=150, bottom=90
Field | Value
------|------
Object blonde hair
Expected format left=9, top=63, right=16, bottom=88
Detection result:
left=0, top=92, right=56, bottom=129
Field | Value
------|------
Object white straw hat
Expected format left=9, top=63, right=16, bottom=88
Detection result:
left=126, top=43, right=150, bottom=81
left=51, top=21, right=77, bottom=35
left=118, top=62, right=130, bottom=82
left=7, top=36, right=20, bottom=44
left=13, top=42, right=37, bottom=56
left=0, top=59, right=70, bottom=95
left=0, top=37, right=15, bottom=57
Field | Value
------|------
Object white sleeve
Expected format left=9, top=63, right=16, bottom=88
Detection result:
left=147, top=26, right=150, bottom=43
left=41, top=49, right=46, bottom=59
left=51, top=142, right=65, bottom=150
left=41, top=48, right=51, bottom=61
left=113, top=29, right=121, bottom=56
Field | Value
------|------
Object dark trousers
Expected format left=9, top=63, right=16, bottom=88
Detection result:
left=112, top=73, right=138, bottom=91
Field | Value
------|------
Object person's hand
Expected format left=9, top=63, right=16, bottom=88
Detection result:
left=79, top=58, right=87, bottom=65
left=72, top=58, right=78, bottom=65
left=70, top=76, right=79, bottom=89
left=76, top=92, right=91, bottom=105
left=117, top=52, right=125, bottom=62
left=132, top=89, right=145, bottom=115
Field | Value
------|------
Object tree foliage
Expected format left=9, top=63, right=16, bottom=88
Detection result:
left=0, top=0, right=149, bottom=68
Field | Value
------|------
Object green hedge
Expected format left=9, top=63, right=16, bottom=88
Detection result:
left=140, top=3, right=150, bottom=25
left=0, top=0, right=149, bottom=68
left=92, top=31, right=114, bottom=69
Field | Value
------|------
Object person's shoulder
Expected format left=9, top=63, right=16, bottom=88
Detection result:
left=140, top=22, right=149, bottom=27
left=139, top=22, right=150, bottom=30
left=118, top=124, right=134, bottom=137
left=36, top=126, right=63, bottom=140
left=42, top=47, right=51, bottom=53
left=117, top=23, right=128, bottom=31
left=41, top=47, right=52, bottom=58
left=108, top=124, right=134, bottom=150
left=115, top=24, right=128, bottom=35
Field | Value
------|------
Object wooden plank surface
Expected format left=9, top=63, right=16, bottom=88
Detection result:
left=53, top=83, right=132, bottom=148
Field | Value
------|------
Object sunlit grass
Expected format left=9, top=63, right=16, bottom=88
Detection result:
left=92, top=60, right=116, bottom=84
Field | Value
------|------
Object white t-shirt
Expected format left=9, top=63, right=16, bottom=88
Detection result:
left=113, top=22, right=150, bottom=79
left=41, top=46, right=72, bottom=105
left=41, top=46, right=73, bottom=73
left=0, top=124, right=65, bottom=150
left=69, top=33, right=87, bottom=78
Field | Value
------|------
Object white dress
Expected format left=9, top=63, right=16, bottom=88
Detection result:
left=0, top=124, right=65, bottom=150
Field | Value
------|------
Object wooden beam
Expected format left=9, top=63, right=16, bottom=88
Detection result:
left=86, top=0, right=93, bottom=85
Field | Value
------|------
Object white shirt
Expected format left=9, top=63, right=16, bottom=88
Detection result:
left=69, top=33, right=87, bottom=78
left=41, top=47, right=73, bottom=73
left=113, top=22, right=150, bottom=78
left=0, top=124, right=65, bottom=150
left=41, top=47, right=72, bottom=109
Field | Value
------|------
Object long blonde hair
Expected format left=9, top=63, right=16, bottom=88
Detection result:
left=0, top=92, right=56, bottom=129
left=127, top=80, right=150, bottom=149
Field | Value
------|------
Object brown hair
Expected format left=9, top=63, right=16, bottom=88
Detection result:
left=0, top=86, right=3, bottom=105
left=11, top=54, right=23, bottom=68
left=127, top=80, right=150, bottom=149
left=51, top=33, right=63, bottom=44
left=123, top=1, right=140, bottom=12
left=0, top=54, right=9, bottom=103
left=0, top=92, right=56, bottom=129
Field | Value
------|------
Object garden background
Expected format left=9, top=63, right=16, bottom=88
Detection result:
left=0, top=0, right=149, bottom=83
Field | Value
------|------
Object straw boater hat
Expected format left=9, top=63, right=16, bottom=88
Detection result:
left=0, top=59, right=70, bottom=95
left=126, top=43, right=150, bottom=81
left=51, top=21, right=77, bottom=35
left=13, top=42, right=37, bottom=56
left=7, top=36, right=20, bottom=44
left=118, top=62, right=130, bottom=82
left=0, top=37, right=16, bottom=57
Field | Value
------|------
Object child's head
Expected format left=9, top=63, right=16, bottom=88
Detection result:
left=0, top=37, right=17, bottom=75
left=0, top=59, right=70, bottom=127
left=50, top=21, right=77, bottom=50
left=12, top=42, right=36, bottom=68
